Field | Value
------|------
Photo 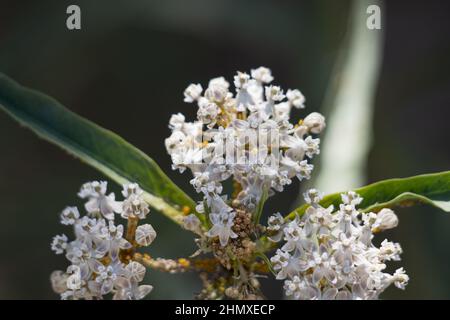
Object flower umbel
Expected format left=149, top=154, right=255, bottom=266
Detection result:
left=166, top=67, right=325, bottom=299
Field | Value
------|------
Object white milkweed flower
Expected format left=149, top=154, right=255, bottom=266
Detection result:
left=66, top=265, right=82, bottom=290
left=121, top=183, right=144, bottom=198
left=270, top=249, right=303, bottom=280
left=205, top=77, right=230, bottom=103
left=341, top=190, right=363, bottom=206
left=113, top=273, right=154, bottom=300
left=51, top=234, right=68, bottom=254
left=60, top=207, right=80, bottom=225
left=266, top=213, right=286, bottom=242
left=51, top=181, right=155, bottom=300
left=204, top=195, right=238, bottom=246
left=168, top=113, right=186, bottom=131
left=50, top=270, right=68, bottom=294
left=303, top=188, right=324, bottom=205
left=135, top=224, right=157, bottom=246
left=271, top=189, right=408, bottom=300
left=126, top=261, right=147, bottom=283
left=267, top=212, right=285, bottom=233
left=78, top=181, right=122, bottom=220
left=234, top=71, right=251, bottom=89
left=183, top=214, right=202, bottom=235
left=286, top=89, right=306, bottom=109
left=165, top=68, right=325, bottom=248
left=304, top=136, right=321, bottom=158
left=197, top=101, right=220, bottom=127
left=371, top=208, right=399, bottom=232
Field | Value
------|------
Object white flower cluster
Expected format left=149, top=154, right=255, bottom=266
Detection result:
left=50, top=181, right=155, bottom=300
left=166, top=67, right=325, bottom=246
left=269, top=190, right=409, bottom=300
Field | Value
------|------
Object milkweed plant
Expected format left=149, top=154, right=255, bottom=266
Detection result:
left=0, top=68, right=448, bottom=300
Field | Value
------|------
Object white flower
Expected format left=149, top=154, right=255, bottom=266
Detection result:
left=169, top=113, right=185, bottom=130
left=392, top=268, right=409, bottom=289
left=60, top=207, right=80, bottom=225
left=234, top=71, right=251, bottom=89
left=303, top=112, right=326, bottom=134
left=281, top=133, right=307, bottom=161
left=135, top=224, right=157, bottom=246
left=51, top=180, right=155, bottom=300
left=207, top=211, right=238, bottom=247
left=341, top=191, right=363, bottom=206
left=50, top=271, right=68, bottom=294
left=267, top=212, right=284, bottom=233
left=165, top=68, right=326, bottom=261
left=206, top=196, right=238, bottom=246
left=265, top=85, right=285, bottom=102
left=78, top=181, right=122, bottom=220
left=197, top=101, right=219, bottom=126
left=183, top=83, right=203, bottom=103
left=121, top=194, right=150, bottom=220
left=183, top=214, right=202, bottom=234
left=304, top=136, right=320, bottom=158
left=121, top=183, right=144, bottom=198
left=113, top=276, right=153, bottom=300
left=66, top=265, right=82, bottom=290
left=379, top=239, right=402, bottom=261
left=51, top=234, right=68, bottom=254
left=372, top=208, right=398, bottom=232
left=205, top=77, right=230, bottom=103
left=251, top=67, right=274, bottom=83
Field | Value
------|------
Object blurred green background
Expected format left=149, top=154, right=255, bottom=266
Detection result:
left=0, top=0, right=449, bottom=299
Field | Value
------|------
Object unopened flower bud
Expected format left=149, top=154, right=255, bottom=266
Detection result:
left=135, top=224, right=157, bottom=246
left=372, top=208, right=398, bottom=232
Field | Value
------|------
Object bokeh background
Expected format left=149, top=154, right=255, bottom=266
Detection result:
left=0, top=0, right=449, bottom=299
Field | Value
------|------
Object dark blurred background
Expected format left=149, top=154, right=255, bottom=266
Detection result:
left=0, top=0, right=449, bottom=299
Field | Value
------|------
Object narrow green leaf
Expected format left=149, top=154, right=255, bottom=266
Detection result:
left=254, top=186, right=269, bottom=225
left=287, top=171, right=450, bottom=221
left=0, top=73, right=196, bottom=224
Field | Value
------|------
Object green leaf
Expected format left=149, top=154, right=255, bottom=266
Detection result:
left=0, top=73, right=196, bottom=225
left=254, top=186, right=269, bottom=225
left=287, top=171, right=450, bottom=221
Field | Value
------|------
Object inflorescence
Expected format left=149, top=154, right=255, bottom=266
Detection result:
left=166, top=67, right=327, bottom=299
